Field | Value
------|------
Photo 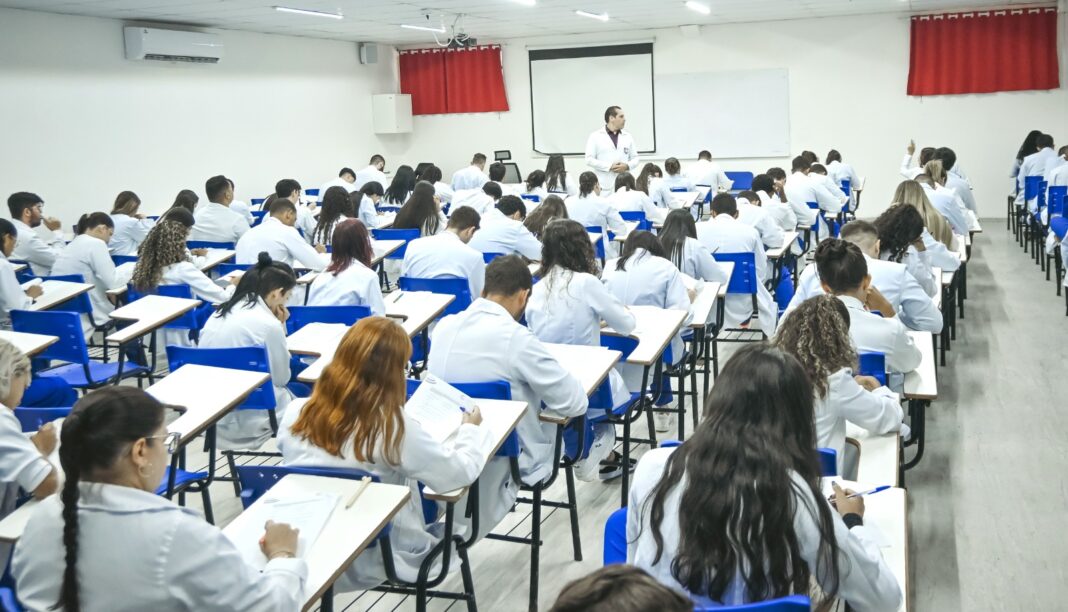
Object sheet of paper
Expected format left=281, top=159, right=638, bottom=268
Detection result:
left=405, top=373, right=472, bottom=444
left=226, top=491, right=339, bottom=570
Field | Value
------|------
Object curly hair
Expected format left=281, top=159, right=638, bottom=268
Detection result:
left=873, top=202, right=926, bottom=264
left=891, top=180, right=953, bottom=247
left=131, top=220, right=191, bottom=292
left=773, top=294, right=856, bottom=399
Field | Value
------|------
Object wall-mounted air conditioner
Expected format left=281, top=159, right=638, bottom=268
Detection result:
left=123, top=27, right=224, bottom=64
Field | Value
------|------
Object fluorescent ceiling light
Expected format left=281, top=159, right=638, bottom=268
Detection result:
left=400, top=23, right=448, bottom=33
left=274, top=6, right=343, bottom=19
left=685, top=1, right=711, bottom=15
left=575, top=10, right=609, bottom=21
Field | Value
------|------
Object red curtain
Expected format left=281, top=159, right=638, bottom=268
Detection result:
left=399, top=46, right=509, bottom=115
left=907, top=8, right=1060, bottom=96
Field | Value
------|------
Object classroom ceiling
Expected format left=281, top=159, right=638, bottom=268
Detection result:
left=0, top=0, right=1052, bottom=45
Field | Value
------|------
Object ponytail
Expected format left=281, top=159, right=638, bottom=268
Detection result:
left=75, top=212, right=113, bottom=235
left=578, top=171, right=599, bottom=197
left=215, top=252, right=296, bottom=317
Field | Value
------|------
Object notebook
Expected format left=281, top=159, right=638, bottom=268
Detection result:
left=405, top=374, right=473, bottom=444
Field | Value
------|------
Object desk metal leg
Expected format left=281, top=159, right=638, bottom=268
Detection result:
left=320, top=586, right=334, bottom=612
left=621, top=364, right=651, bottom=508
left=903, top=399, right=927, bottom=470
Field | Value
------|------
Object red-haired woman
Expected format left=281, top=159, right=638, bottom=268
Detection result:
left=306, top=219, right=385, bottom=315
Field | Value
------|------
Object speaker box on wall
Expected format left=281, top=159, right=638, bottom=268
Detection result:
left=359, top=43, right=378, bottom=64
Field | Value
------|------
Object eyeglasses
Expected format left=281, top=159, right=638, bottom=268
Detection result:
left=146, top=431, right=181, bottom=454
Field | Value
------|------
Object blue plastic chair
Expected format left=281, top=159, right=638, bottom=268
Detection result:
left=127, top=284, right=204, bottom=347
left=285, top=304, right=371, bottom=335
left=304, top=188, right=320, bottom=199
left=10, top=310, right=148, bottom=389
left=619, top=210, right=651, bottom=231
left=1024, top=175, right=1043, bottom=202
left=235, top=464, right=382, bottom=509
left=13, top=406, right=72, bottom=432
left=214, top=262, right=252, bottom=277
left=602, top=506, right=627, bottom=565
left=0, top=587, right=20, bottom=612
left=187, top=240, right=235, bottom=250
left=725, top=171, right=754, bottom=191
left=482, top=252, right=507, bottom=264
left=371, top=228, right=420, bottom=261
left=111, top=255, right=138, bottom=266
left=585, top=225, right=607, bottom=262
left=1052, top=216, right=1068, bottom=241
left=398, top=276, right=472, bottom=318
left=775, top=271, right=795, bottom=318
left=251, top=198, right=266, bottom=209
left=697, top=596, right=811, bottom=611
left=10, top=259, right=33, bottom=284
left=712, top=252, right=758, bottom=296
left=1048, top=186, right=1067, bottom=218
left=520, top=194, right=542, bottom=205
left=250, top=210, right=268, bottom=227
left=858, top=352, right=888, bottom=387
left=841, top=179, right=852, bottom=197
left=818, top=447, right=838, bottom=476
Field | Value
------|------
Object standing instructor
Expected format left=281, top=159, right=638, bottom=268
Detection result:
left=585, top=106, right=639, bottom=191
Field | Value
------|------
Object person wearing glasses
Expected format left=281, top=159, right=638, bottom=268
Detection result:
left=12, top=386, right=308, bottom=611
left=7, top=192, right=65, bottom=277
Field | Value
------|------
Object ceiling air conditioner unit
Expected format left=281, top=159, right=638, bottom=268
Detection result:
left=123, top=27, right=224, bottom=64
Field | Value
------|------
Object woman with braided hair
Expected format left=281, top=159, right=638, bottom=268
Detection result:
left=12, top=386, right=307, bottom=611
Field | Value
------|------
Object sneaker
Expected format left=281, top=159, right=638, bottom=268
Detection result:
left=599, top=452, right=636, bottom=481
left=574, top=428, right=613, bottom=482
left=654, top=411, right=675, bottom=433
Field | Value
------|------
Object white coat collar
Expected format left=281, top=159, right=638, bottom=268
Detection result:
left=837, top=295, right=865, bottom=311
left=12, top=219, right=32, bottom=232
left=711, top=213, right=738, bottom=224
left=75, top=481, right=197, bottom=516
left=470, top=297, right=514, bottom=320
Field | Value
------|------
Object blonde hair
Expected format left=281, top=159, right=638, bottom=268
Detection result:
left=0, top=339, right=30, bottom=401
left=891, top=180, right=954, bottom=247
left=923, top=160, right=947, bottom=186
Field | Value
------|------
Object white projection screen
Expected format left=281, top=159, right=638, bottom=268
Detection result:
left=529, top=43, right=655, bottom=155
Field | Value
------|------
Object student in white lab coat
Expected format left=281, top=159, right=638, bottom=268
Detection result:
left=401, top=205, right=485, bottom=299
left=393, top=182, right=448, bottom=237
left=881, top=193, right=961, bottom=285
left=825, top=149, right=861, bottom=194
left=523, top=169, right=548, bottom=202
left=659, top=158, right=696, bottom=194
left=1011, top=131, right=1043, bottom=180
left=428, top=255, right=589, bottom=534
left=734, top=190, right=786, bottom=249
left=421, top=165, right=454, bottom=205
left=0, top=219, right=42, bottom=328
left=200, top=254, right=300, bottom=450
left=451, top=153, right=490, bottom=191
left=657, top=209, right=729, bottom=284
left=468, top=196, right=543, bottom=260
left=808, top=163, right=849, bottom=211
left=932, top=148, right=977, bottom=214
left=695, top=194, right=778, bottom=334
left=784, top=220, right=942, bottom=333
left=450, top=183, right=499, bottom=217
left=353, top=154, right=388, bottom=190
left=13, top=386, right=307, bottom=611
left=190, top=175, right=251, bottom=245
left=522, top=195, right=569, bottom=241
left=383, top=165, right=417, bottom=207
left=1017, top=134, right=1059, bottom=212
left=52, top=213, right=135, bottom=335
left=353, top=181, right=388, bottom=229
left=279, top=317, right=490, bottom=590
left=545, top=154, right=579, bottom=197
left=1050, top=148, right=1068, bottom=188
left=751, top=174, right=799, bottom=233
left=7, top=192, right=65, bottom=277
left=307, top=219, right=385, bottom=315
left=274, top=178, right=318, bottom=245
left=585, top=106, right=640, bottom=191
left=236, top=198, right=327, bottom=271
left=316, top=167, right=358, bottom=203
left=226, top=178, right=255, bottom=227
left=775, top=295, right=905, bottom=477
left=526, top=219, right=634, bottom=480
left=899, top=140, right=934, bottom=180
left=626, top=343, right=903, bottom=610
left=891, top=180, right=958, bottom=254
left=171, top=189, right=199, bottom=215
left=310, top=186, right=354, bottom=247
left=916, top=170, right=973, bottom=236
left=783, top=157, right=834, bottom=234
left=608, top=172, right=666, bottom=225
left=108, top=191, right=154, bottom=256
left=565, top=171, right=628, bottom=247
left=685, top=150, right=733, bottom=193
left=487, top=162, right=520, bottom=197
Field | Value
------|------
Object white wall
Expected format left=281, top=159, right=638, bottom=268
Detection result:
left=396, top=11, right=1068, bottom=219
left=0, top=8, right=409, bottom=223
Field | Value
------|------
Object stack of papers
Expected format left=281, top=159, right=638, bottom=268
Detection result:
left=405, top=374, right=473, bottom=443
left=226, top=490, right=339, bottom=570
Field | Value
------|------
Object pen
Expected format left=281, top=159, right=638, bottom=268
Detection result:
left=345, top=476, right=373, bottom=510
left=829, top=484, right=891, bottom=504
left=391, top=291, right=405, bottom=303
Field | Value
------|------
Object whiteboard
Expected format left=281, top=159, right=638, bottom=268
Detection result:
left=529, top=44, right=655, bottom=155
left=653, top=69, right=790, bottom=159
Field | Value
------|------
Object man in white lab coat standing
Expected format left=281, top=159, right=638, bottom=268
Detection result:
left=585, top=106, right=640, bottom=191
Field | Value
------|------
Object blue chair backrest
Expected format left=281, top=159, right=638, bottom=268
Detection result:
left=619, top=210, right=651, bottom=231
left=585, top=225, right=606, bottom=260
left=286, top=305, right=371, bottom=335
left=251, top=198, right=266, bottom=208
left=166, top=345, right=276, bottom=410
left=398, top=277, right=472, bottom=317
left=840, top=179, right=852, bottom=196
left=1024, top=175, right=1043, bottom=201
left=712, top=252, right=758, bottom=295
left=1049, top=186, right=1067, bottom=218
left=669, top=187, right=688, bottom=193
left=126, top=284, right=200, bottom=331
left=775, top=272, right=795, bottom=315
left=520, top=194, right=541, bottom=204
left=250, top=210, right=268, bottom=227
left=590, top=335, right=640, bottom=410
left=111, top=255, right=138, bottom=266
left=14, top=407, right=72, bottom=432
left=1051, top=216, right=1068, bottom=241
left=187, top=240, right=235, bottom=250
left=806, top=201, right=822, bottom=232
left=858, top=351, right=888, bottom=387
left=11, top=310, right=89, bottom=366
left=0, top=587, right=20, bottom=612
left=214, top=263, right=252, bottom=277
left=696, top=595, right=811, bottom=611
left=38, top=274, right=93, bottom=315
left=725, top=172, right=754, bottom=190
left=603, top=506, right=627, bottom=565
left=482, top=252, right=507, bottom=264
left=371, top=228, right=420, bottom=260
left=407, top=378, right=518, bottom=457
left=817, top=448, right=838, bottom=477
left=235, top=465, right=379, bottom=508
left=304, top=188, right=320, bottom=198
left=10, top=259, right=33, bottom=284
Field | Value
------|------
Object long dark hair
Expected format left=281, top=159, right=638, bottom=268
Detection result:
left=1016, top=130, right=1043, bottom=163
left=172, top=189, right=199, bottom=213
left=616, top=230, right=666, bottom=271
left=215, top=252, right=296, bottom=317
left=525, top=170, right=546, bottom=192
left=635, top=163, right=662, bottom=195
left=545, top=155, right=568, bottom=193
left=873, top=202, right=925, bottom=263
left=643, top=344, right=841, bottom=606
left=326, top=219, right=374, bottom=274
left=75, top=212, right=113, bottom=235
left=578, top=171, right=599, bottom=197
left=56, top=387, right=167, bottom=612
left=536, top=219, right=598, bottom=282
left=313, top=186, right=354, bottom=245
left=384, top=165, right=416, bottom=204
left=524, top=195, right=568, bottom=239
left=111, top=191, right=141, bottom=216
left=658, top=209, right=697, bottom=271
left=392, top=181, right=441, bottom=236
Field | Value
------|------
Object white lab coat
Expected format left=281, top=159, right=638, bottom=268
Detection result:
left=1016, top=147, right=1058, bottom=210
left=428, top=298, right=588, bottom=531
left=296, top=205, right=317, bottom=245
left=609, top=187, right=666, bottom=225
left=786, top=171, right=841, bottom=215
left=154, top=260, right=235, bottom=350
left=827, top=160, right=861, bottom=191
left=190, top=202, right=251, bottom=244
left=1043, top=155, right=1067, bottom=180
left=816, top=368, right=903, bottom=472
left=584, top=128, right=640, bottom=190
left=109, top=214, right=154, bottom=256
left=317, top=177, right=358, bottom=202
left=1049, top=163, right=1068, bottom=188
left=921, top=185, right=970, bottom=236
left=52, top=234, right=134, bottom=332
left=229, top=200, right=256, bottom=227
left=782, top=173, right=821, bottom=230
left=736, top=201, right=785, bottom=249
left=235, top=217, right=325, bottom=271
left=12, top=482, right=307, bottom=612
left=564, top=194, right=628, bottom=249
left=545, top=173, right=579, bottom=197
left=401, top=231, right=486, bottom=299
left=356, top=196, right=386, bottom=230
left=918, top=229, right=961, bottom=273
left=434, top=181, right=455, bottom=205
left=784, top=257, right=942, bottom=334
left=900, top=153, right=924, bottom=180
left=468, top=208, right=544, bottom=260
left=881, top=243, right=936, bottom=299
left=278, top=398, right=492, bottom=590
left=0, top=404, right=53, bottom=565
left=668, top=237, right=730, bottom=284
left=685, top=159, right=732, bottom=192
left=757, top=190, right=800, bottom=232
left=0, top=256, right=32, bottom=329
left=200, top=297, right=294, bottom=449
left=943, top=173, right=977, bottom=215
left=838, top=295, right=922, bottom=376
left=310, top=214, right=350, bottom=247
left=451, top=165, right=490, bottom=191
left=647, top=177, right=678, bottom=209
left=307, top=260, right=386, bottom=315
left=695, top=215, right=778, bottom=334
left=353, top=165, right=389, bottom=191
left=11, top=220, right=64, bottom=277
left=527, top=267, right=636, bottom=407
left=627, top=447, right=902, bottom=610
left=813, top=173, right=849, bottom=209
left=450, top=190, right=495, bottom=216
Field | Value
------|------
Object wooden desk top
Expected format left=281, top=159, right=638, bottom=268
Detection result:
left=603, top=305, right=687, bottom=366
left=611, top=221, right=640, bottom=242
left=28, top=280, right=93, bottom=311
left=107, top=294, right=201, bottom=344
left=903, top=330, right=937, bottom=400
left=151, top=365, right=270, bottom=445
left=846, top=422, right=900, bottom=487
left=297, top=240, right=405, bottom=285
left=384, top=291, right=454, bottom=338
left=198, top=249, right=235, bottom=272
left=543, top=343, right=622, bottom=397
left=0, top=330, right=57, bottom=357
left=689, top=282, right=722, bottom=329
left=766, top=230, right=799, bottom=259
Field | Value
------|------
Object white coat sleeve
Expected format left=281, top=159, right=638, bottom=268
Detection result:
left=585, top=135, right=612, bottom=173
left=287, top=231, right=327, bottom=271
left=359, top=198, right=380, bottom=229
left=467, top=254, right=486, bottom=299
left=626, top=137, right=640, bottom=172
left=512, top=331, right=588, bottom=419
left=790, top=198, right=818, bottom=227
left=899, top=153, right=915, bottom=178
left=604, top=204, right=629, bottom=236
left=16, top=233, right=62, bottom=273
left=812, top=180, right=842, bottom=214
left=753, top=236, right=771, bottom=284
left=717, top=169, right=733, bottom=192
left=886, top=320, right=923, bottom=374
left=361, top=273, right=387, bottom=316
left=692, top=241, right=729, bottom=283
left=175, top=262, right=233, bottom=305
left=232, top=216, right=251, bottom=241
left=895, top=268, right=943, bottom=334
left=758, top=215, right=785, bottom=249
left=91, top=243, right=125, bottom=290
left=513, top=226, right=545, bottom=261
left=0, top=410, right=53, bottom=493
left=829, top=372, right=903, bottom=437
left=0, top=262, right=32, bottom=314
left=664, top=270, right=693, bottom=325
left=264, top=322, right=292, bottom=386
left=399, top=417, right=494, bottom=493
left=586, top=277, right=636, bottom=335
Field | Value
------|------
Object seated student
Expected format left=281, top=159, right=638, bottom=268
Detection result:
left=279, top=317, right=489, bottom=590
left=784, top=156, right=842, bottom=237
left=785, top=220, right=942, bottom=333
left=353, top=180, right=387, bottom=229
left=421, top=164, right=454, bottom=205
left=523, top=195, right=569, bottom=241
left=200, top=254, right=300, bottom=449
left=354, top=155, right=388, bottom=190
left=191, top=174, right=251, bottom=244
left=468, top=195, right=543, bottom=260
left=52, top=213, right=134, bottom=335
left=171, top=189, right=199, bottom=214
left=427, top=255, right=589, bottom=533
left=523, top=169, right=548, bottom=201
left=775, top=295, right=905, bottom=476
left=393, top=181, right=448, bottom=237
left=0, top=218, right=42, bottom=328
left=526, top=219, right=634, bottom=480
left=307, top=219, right=385, bottom=315
left=401, top=205, right=485, bottom=298
left=608, top=172, right=666, bottom=225
left=659, top=158, right=696, bottom=194
left=310, top=186, right=354, bottom=247
left=1016, top=134, right=1058, bottom=209
left=383, top=165, right=416, bottom=207
left=545, top=154, right=578, bottom=197
left=316, top=166, right=358, bottom=203
left=899, top=140, right=934, bottom=180
left=658, top=209, right=729, bottom=284
left=635, top=163, right=665, bottom=203
left=627, top=343, right=902, bottom=610
left=13, top=386, right=307, bottom=610
left=236, top=198, right=326, bottom=271
left=808, top=163, right=849, bottom=207
left=735, top=190, right=786, bottom=249
left=452, top=181, right=500, bottom=217
left=695, top=194, right=778, bottom=334
left=108, top=191, right=154, bottom=256
left=813, top=239, right=922, bottom=381
left=752, top=173, right=798, bottom=232
left=890, top=181, right=962, bottom=269
left=226, top=178, right=255, bottom=227
left=451, top=153, right=490, bottom=191
left=488, top=162, right=518, bottom=196
left=565, top=171, right=628, bottom=247
left=921, top=159, right=978, bottom=231
left=825, top=149, right=861, bottom=193
left=874, top=202, right=950, bottom=298
left=272, top=178, right=317, bottom=243
left=684, top=150, right=733, bottom=193
left=915, top=171, right=970, bottom=237
left=549, top=565, right=693, bottom=612
left=7, top=191, right=64, bottom=277
left=931, top=147, right=977, bottom=214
